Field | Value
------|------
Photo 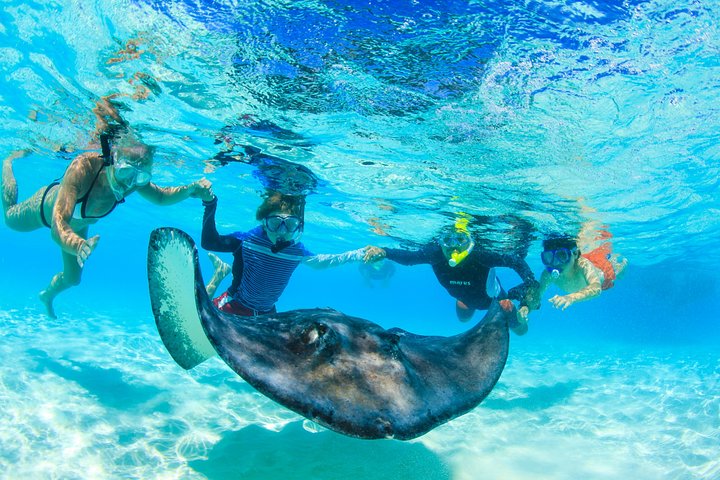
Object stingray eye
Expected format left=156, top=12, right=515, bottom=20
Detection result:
left=303, top=323, right=329, bottom=344
left=375, top=418, right=394, bottom=439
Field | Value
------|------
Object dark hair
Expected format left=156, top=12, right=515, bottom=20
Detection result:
left=542, top=236, right=577, bottom=251
left=255, top=190, right=305, bottom=220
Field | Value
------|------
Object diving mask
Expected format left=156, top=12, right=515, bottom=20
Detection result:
left=112, top=152, right=152, bottom=189
left=264, top=214, right=302, bottom=234
left=440, top=231, right=475, bottom=267
left=541, top=247, right=576, bottom=278
left=541, top=247, right=576, bottom=267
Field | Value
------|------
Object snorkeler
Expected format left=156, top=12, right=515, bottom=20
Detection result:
left=200, top=190, right=378, bottom=316
left=517, top=230, right=628, bottom=324
left=366, top=218, right=539, bottom=335
left=1, top=101, right=212, bottom=318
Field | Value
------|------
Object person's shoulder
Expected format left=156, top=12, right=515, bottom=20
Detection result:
left=233, top=226, right=261, bottom=240
left=64, top=152, right=102, bottom=182
left=70, top=151, right=103, bottom=166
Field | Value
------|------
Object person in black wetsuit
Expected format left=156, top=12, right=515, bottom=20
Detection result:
left=367, top=221, right=540, bottom=335
left=1, top=98, right=212, bottom=318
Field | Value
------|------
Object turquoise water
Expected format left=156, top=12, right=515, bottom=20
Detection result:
left=1, top=0, right=719, bottom=478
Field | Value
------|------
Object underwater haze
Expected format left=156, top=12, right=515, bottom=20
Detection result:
left=1, top=0, right=719, bottom=479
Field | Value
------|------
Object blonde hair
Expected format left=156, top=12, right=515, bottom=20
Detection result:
left=113, top=131, right=155, bottom=166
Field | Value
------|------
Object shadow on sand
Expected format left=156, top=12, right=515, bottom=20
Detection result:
left=190, top=422, right=452, bottom=480
left=483, top=381, right=580, bottom=411
left=27, top=348, right=168, bottom=411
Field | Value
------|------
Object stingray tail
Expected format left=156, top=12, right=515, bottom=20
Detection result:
left=147, top=227, right=217, bottom=369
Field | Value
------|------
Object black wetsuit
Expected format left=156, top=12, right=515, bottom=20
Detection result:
left=384, top=243, right=539, bottom=310
left=200, top=197, right=245, bottom=297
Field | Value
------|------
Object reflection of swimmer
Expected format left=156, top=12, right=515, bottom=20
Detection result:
left=358, top=259, right=395, bottom=288
left=1, top=100, right=211, bottom=318
left=211, top=145, right=320, bottom=196
left=519, top=228, right=628, bottom=323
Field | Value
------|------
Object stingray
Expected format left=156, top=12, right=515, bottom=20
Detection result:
left=147, top=227, right=511, bottom=440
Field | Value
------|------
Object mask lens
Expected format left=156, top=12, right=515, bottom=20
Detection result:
left=134, top=170, right=152, bottom=186
left=265, top=215, right=301, bottom=233
left=555, top=248, right=571, bottom=264
left=541, top=250, right=554, bottom=266
left=541, top=248, right=574, bottom=266
left=114, top=156, right=151, bottom=187
left=114, top=165, right=137, bottom=184
left=440, top=232, right=469, bottom=249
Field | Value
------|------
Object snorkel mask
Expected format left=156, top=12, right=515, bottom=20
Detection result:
left=541, top=247, right=577, bottom=278
left=264, top=213, right=303, bottom=252
left=106, top=146, right=153, bottom=200
left=113, top=152, right=152, bottom=188
left=440, top=217, right=475, bottom=267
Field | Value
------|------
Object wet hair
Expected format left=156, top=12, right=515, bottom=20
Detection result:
left=112, top=131, right=156, bottom=166
left=255, top=190, right=306, bottom=220
left=542, top=235, right=578, bottom=251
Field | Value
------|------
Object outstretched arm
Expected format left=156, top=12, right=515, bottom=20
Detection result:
left=200, top=196, right=242, bottom=252
left=369, top=244, right=436, bottom=266
left=517, top=270, right=553, bottom=322
left=137, top=178, right=212, bottom=206
left=549, top=257, right=602, bottom=310
left=482, top=251, right=539, bottom=308
left=303, top=248, right=368, bottom=269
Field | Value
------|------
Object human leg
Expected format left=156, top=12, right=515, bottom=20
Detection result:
left=206, top=252, right=231, bottom=297
left=39, top=229, right=86, bottom=318
left=2, top=150, right=46, bottom=231
left=455, top=300, right=475, bottom=322
left=500, top=299, right=528, bottom=336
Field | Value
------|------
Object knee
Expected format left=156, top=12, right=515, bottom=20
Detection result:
left=456, top=301, right=475, bottom=322
left=62, top=270, right=83, bottom=287
left=511, top=323, right=529, bottom=336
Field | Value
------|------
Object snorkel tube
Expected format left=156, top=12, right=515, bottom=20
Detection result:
left=447, top=216, right=475, bottom=267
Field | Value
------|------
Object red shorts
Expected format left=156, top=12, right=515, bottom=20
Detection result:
left=212, top=292, right=276, bottom=316
left=582, top=244, right=616, bottom=290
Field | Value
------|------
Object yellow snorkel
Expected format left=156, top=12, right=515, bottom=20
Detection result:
left=446, top=216, right=475, bottom=267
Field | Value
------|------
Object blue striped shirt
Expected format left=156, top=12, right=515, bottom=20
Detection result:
left=201, top=197, right=364, bottom=313
left=231, top=226, right=312, bottom=311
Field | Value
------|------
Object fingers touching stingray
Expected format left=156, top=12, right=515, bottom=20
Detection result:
left=147, top=227, right=510, bottom=440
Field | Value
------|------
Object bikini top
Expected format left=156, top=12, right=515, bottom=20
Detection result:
left=40, top=164, right=124, bottom=228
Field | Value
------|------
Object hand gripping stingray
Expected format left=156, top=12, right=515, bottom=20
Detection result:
left=147, top=227, right=510, bottom=440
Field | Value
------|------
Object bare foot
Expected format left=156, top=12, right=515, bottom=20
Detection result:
left=612, top=255, right=628, bottom=278
left=208, top=252, right=231, bottom=279
left=205, top=253, right=231, bottom=297
left=38, top=290, right=57, bottom=319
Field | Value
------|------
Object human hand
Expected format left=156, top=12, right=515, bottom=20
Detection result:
left=189, top=178, right=214, bottom=201
left=76, top=235, right=100, bottom=268
left=93, top=95, right=124, bottom=124
left=517, top=306, right=529, bottom=323
left=549, top=294, right=574, bottom=310
left=363, top=246, right=386, bottom=263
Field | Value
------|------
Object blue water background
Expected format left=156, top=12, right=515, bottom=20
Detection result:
left=0, top=0, right=719, bottom=478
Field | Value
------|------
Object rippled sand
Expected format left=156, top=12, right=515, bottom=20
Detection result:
left=0, top=308, right=717, bottom=479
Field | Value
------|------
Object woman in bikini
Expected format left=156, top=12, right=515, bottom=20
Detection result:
left=2, top=129, right=212, bottom=318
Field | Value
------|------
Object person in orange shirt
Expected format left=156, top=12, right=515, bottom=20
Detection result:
left=518, top=229, right=627, bottom=323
